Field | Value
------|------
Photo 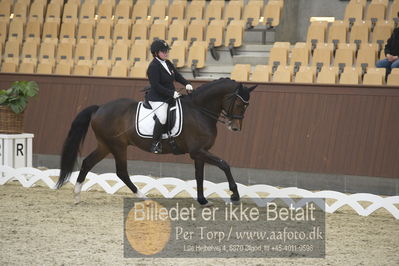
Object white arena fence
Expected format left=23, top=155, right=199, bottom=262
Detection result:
left=1, top=166, right=398, bottom=219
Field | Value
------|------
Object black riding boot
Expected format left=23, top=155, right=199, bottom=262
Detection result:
left=150, top=120, right=163, bottom=154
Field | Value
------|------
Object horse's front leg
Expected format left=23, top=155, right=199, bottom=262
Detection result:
left=192, top=158, right=211, bottom=206
left=191, top=149, right=240, bottom=204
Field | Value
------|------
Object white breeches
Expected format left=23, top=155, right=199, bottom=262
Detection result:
left=148, top=101, right=169, bottom=125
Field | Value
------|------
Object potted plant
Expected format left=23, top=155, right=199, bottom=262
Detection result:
left=0, top=81, right=39, bottom=134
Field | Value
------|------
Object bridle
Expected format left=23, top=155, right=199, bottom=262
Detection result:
left=222, top=91, right=249, bottom=120
left=195, top=87, right=249, bottom=124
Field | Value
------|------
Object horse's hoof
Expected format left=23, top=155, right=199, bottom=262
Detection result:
left=74, top=196, right=81, bottom=205
left=200, top=200, right=213, bottom=207
left=198, top=199, right=213, bottom=207
left=135, top=190, right=148, bottom=200
left=231, top=199, right=240, bottom=205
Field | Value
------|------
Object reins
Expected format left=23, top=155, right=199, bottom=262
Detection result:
left=196, top=106, right=228, bottom=124
left=193, top=88, right=249, bottom=124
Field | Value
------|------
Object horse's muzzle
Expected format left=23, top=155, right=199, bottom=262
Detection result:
left=228, top=120, right=242, bottom=132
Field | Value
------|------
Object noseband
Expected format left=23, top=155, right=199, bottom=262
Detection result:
left=222, top=90, right=249, bottom=120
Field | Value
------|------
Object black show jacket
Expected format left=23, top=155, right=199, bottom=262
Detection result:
left=146, top=58, right=189, bottom=102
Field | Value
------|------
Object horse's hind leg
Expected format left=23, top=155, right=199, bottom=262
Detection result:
left=111, top=144, right=146, bottom=199
left=74, top=144, right=109, bottom=204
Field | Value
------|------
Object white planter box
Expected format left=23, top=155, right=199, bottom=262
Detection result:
left=0, top=133, right=34, bottom=168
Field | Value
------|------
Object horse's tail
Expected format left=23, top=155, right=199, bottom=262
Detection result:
left=56, top=105, right=100, bottom=189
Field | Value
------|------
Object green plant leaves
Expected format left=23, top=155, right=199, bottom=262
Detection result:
left=0, top=90, right=7, bottom=105
left=10, top=98, right=27, bottom=114
left=0, top=81, right=39, bottom=113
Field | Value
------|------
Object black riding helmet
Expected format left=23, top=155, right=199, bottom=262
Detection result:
left=150, top=39, right=170, bottom=57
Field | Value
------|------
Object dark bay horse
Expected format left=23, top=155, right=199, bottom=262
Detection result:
left=56, top=78, right=256, bottom=205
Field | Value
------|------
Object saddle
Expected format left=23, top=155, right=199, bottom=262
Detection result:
left=135, top=98, right=183, bottom=140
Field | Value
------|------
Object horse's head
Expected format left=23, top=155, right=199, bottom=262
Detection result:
left=222, top=83, right=257, bottom=131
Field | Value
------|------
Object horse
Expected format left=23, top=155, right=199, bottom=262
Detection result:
left=56, top=78, right=256, bottom=205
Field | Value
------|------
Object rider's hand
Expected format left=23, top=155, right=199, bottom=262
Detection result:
left=173, top=91, right=181, bottom=99
left=185, top=84, right=193, bottom=91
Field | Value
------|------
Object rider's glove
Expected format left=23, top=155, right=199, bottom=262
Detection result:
left=173, top=91, right=181, bottom=99
left=185, top=84, right=193, bottom=91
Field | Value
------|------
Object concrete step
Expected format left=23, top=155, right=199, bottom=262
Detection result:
left=232, top=54, right=268, bottom=65
left=206, top=44, right=272, bottom=66
left=180, top=65, right=233, bottom=80
left=179, top=44, right=274, bottom=80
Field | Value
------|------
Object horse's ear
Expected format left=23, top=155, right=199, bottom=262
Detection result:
left=247, top=85, right=257, bottom=92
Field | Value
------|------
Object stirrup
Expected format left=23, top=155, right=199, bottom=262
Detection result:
left=150, top=141, right=162, bottom=154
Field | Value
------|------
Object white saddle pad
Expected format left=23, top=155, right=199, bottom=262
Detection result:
left=135, top=99, right=183, bottom=139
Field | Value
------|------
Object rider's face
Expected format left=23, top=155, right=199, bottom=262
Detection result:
left=158, top=50, right=169, bottom=60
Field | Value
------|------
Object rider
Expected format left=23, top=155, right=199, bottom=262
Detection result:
left=147, top=39, right=193, bottom=154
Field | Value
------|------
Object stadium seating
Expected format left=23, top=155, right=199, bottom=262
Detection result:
left=294, top=66, right=316, bottom=83
left=339, top=67, right=361, bottom=85
left=4, top=40, right=20, bottom=65
left=263, top=1, right=282, bottom=27
left=272, top=66, right=292, bottom=83
left=251, top=64, right=271, bottom=82
left=188, top=41, right=207, bottom=77
left=8, top=20, right=24, bottom=44
left=72, top=63, right=91, bottom=76
left=388, top=0, right=399, bottom=20
left=312, top=43, right=333, bottom=67
left=0, top=21, right=7, bottom=45
left=328, top=20, right=348, bottom=44
left=36, top=61, right=54, bottom=74
left=243, top=0, right=263, bottom=27
left=113, top=21, right=130, bottom=45
left=224, top=1, right=242, bottom=22
left=25, top=21, right=42, bottom=44
left=334, top=43, right=356, bottom=68
left=372, top=20, right=393, bottom=44
left=344, top=2, right=364, bottom=23
left=168, top=20, right=186, bottom=43
left=130, top=61, right=150, bottom=78
left=111, top=42, right=129, bottom=65
left=62, top=3, right=78, bottom=24
left=225, top=19, right=245, bottom=55
left=59, top=22, right=76, bottom=45
left=231, top=63, right=251, bottom=81
left=0, top=0, right=396, bottom=85
left=13, top=1, right=28, bottom=24
left=307, top=21, right=328, bottom=45
left=187, top=20, right=206, bottom=43
left=387, top=68, right=399, bottom=85
left=54, top=62, right=72, bottom=75
left=268, top=45, right=289, bottom=66
left=0, top=0, right=12, bottom=24
left=132, top=1, right=149, bottom=22
left=316, top=66, right=338, bottom=84
left=186, top=1, right=204, bottom=21
left=149, top=20, right=168, bottom=41
left=169, top=40, right=187, bottom=68
left=168, top=1, right=185, bottom=21
left=205, top=1, right=223, bottom=22
left=349, top=20, right=371, bottom=45
left=130, top=39, right=149, bottom=63
left=356, top=43, right=378, bottom=68
left=131, top=19, right=149, bottom=41
left=92, top=64, right=109, bottom=76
